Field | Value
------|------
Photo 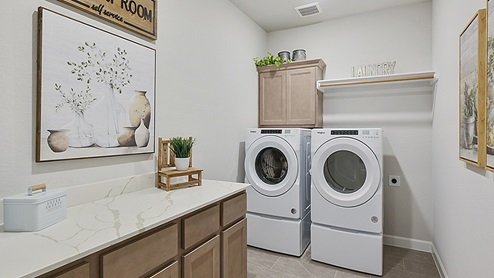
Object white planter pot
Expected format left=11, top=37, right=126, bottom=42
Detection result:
left=175, top=157, right=190, bottom=171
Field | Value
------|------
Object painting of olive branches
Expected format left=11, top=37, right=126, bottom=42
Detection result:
left=36, top=8, right=155, bottom=161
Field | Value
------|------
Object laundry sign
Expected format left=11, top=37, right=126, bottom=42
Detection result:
left=351, top=61, right=396, bottom=77
left=57, top=0, right=157, bottom=39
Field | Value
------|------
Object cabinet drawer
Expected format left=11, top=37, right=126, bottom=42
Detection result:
left=221, top=193, right=246, bottom=227
left=151, top=261, right=179, bottom=278
left=52, top=262, right=89, bottom=278
left=182, top=204, right=220, bottom=250
left=101, top=223, right=178, bottom=277
left=183, top=235, right=220, bottom=278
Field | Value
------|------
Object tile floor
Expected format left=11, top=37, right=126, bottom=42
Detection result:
left=247, top=245, right=441, bottom=278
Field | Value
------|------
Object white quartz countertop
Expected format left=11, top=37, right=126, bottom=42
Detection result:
left=0, top=180, right=249, bottom=278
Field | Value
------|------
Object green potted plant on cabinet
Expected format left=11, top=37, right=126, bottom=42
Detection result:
left=253, top=52, right=289, bottom=68
left=170, top=136, right=196, bottom=170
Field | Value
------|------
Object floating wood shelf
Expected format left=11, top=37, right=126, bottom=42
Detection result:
left=317, top=71, right=438, bottom=120
left=317, top=71, right=436, bottom=92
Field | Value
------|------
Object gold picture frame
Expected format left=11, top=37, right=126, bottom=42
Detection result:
left=36, top=7, right=156, bottom=162
left=459, top=9, right=487, bottom=167
left=485, top=0, right=494, bottom=170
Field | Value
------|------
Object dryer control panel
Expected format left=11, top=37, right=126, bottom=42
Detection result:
left=331, top=130, right=358, bottom=135
left=327, top=129, right=381, bottom=139
left=260, top=129, right=282, bottom=134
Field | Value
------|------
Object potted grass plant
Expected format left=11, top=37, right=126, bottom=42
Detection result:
left=170, top=136, right=196, bottom=170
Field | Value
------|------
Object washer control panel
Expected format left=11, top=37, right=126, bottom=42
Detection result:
left=331, top=130, right=358, bottom=135
left=361, top=129, right=381, bottom=139
left=260, top=129, right=282, bottom=134
left=325, top=129, right=381, bottom=139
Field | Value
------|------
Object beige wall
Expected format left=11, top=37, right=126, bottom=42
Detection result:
left=0, top=0, right=265, bottom=202
left=432, top=0, right=494, bottom=277
left=268, top=2, right=434, bottom=245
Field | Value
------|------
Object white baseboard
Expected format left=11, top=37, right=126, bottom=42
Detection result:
left=432, top=243, right=449, bottom=278
left=383, top=234, right=432, bottom=252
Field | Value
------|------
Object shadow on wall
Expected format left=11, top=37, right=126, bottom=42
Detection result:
left=383, top=152, right=409, bottom=237
left=237, top=141, right=246, bottom=183
left=465, top=163, right=487, bottom=176
left=383, top=150, right=431, bottom=241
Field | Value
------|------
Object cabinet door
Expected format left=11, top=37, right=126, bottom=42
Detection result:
left=151, top=261, right=179, bottom=278
left=183, top=235, right=220, bottom=278
left=221, top=218, right=247, bottom=278
left=259, top=71, right=286, bottom=126
left=286, top=67, right=317, bottom=126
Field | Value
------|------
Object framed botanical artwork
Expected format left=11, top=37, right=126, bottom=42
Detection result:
left=486, top=0, right=494, bottom=170
left=36, top=7, right=156, bottom=162
left=459, top=9, right=487, bottom=167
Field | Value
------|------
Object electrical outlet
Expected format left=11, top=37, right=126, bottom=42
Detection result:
left=388, top=175, right=401, bottom=187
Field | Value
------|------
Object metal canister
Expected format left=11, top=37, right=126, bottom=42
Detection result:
left=278, top=51, right=290, bottom=63
left=292, top=49, right=306, bottom=61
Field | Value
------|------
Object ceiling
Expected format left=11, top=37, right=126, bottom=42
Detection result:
left=229, top=0, right=430, bottom=32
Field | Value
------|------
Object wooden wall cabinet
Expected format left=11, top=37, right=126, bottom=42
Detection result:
left=41, top=192, right=247, bottom=278
left=258, top=59, right=326, bottom=128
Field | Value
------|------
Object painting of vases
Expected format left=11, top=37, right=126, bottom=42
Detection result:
left=36, top=8, right=155, bottom=162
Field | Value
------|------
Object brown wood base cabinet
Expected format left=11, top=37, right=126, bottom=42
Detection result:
left=258, top=59, right=326, bottom=128
left=183, top=235, right=221, bottom=278
left=222, top=218, right=247, bottom=278
left=41, top=191, right=247, bottom=278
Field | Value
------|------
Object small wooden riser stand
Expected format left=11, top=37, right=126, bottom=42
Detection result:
left=157, top=168, right=203, bottom=191
left=156, top=137, right=203, bottom=191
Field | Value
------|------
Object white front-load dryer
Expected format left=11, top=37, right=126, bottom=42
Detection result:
left=245, top=128, right=311, bottom=256
left=310, top=128, right=383, bottom=276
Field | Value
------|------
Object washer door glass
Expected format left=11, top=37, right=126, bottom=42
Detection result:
left=312, top=137, right=381, bottom=207
left=324, top=150, right=366, bottom=194
left=255, top=147, right=288, bottom=185
left=245, top=136, right=298, bottom=197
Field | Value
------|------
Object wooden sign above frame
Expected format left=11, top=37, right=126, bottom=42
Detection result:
left=58, top=0, right=157, bottom=40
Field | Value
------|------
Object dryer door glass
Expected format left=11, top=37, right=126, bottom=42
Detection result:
left=311, top=137, right=381, bottom=207
left=245, top=135, right=298, bottom=197
left=324, top=150, right=366, bottom=194
left=255, top=147, right=288, bottom=184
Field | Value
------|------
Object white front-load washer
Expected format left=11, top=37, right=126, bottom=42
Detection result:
left=245, top=128, right=311, bottom=256
left=310, top=128, right=383, bottom=275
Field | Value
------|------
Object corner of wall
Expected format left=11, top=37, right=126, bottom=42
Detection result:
left=432, top=243, right=449, bottom=278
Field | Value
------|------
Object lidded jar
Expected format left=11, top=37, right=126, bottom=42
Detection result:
left=292, top=49, right=306, bottom=61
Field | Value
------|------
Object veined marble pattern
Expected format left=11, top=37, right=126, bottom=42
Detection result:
left=0, top=179, right=249, bottom=278
left=0, top=173, right=156, bottom=225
